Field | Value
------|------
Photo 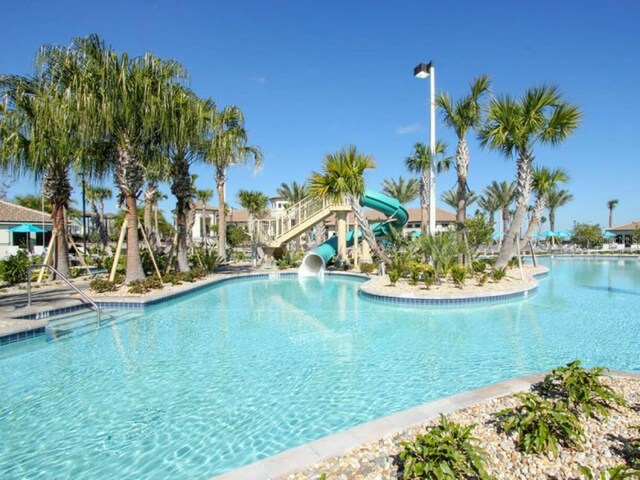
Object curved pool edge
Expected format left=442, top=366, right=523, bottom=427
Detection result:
left=211, top=369, right=640, bottom=480
left=358, top=266, right=549, bottom=306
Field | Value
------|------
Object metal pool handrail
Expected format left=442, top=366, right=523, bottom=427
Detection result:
left=27, top=264, right=101, bottom=324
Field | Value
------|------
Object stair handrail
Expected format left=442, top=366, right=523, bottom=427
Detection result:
left=26, top=264, right=101, bottom=323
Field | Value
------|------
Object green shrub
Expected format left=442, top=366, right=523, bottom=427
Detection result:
left=277, top=251, right=303, bottom=270
left=399, top=415, right=490, bottom=480
left=388, top=269, right=401, bottom=286
left=578, top=465, right=639, bottom=480
left=491, top=267, right=507, bottom=282
left=89, top=277, right=118, bottom=293
left=477, top=273, right=489, bottom=286
left=103, top=254, right=125, bottom=275
left=359, top=262, right=377, bottom=274
left=409, top=262, right=423, bottom=286
left=450, top=264, right=467, bottom=288
left=127, top=279, right=148, bottom=294
left=0, top=250, right=32, bottom=285
left=144, top=276, right=164, bottom=290
left=537, top=360, right=627, bottom=418
left=471, top=260, right=486, bottom=274
left=484, top=257, right=496, bottom=267
left=496, top=392, right=584, bottom=455
left=628, top=426, right=640, bottom=469
left=422, top=264, right=435, bottom=289
left=162, top=272, right=182, bottom=285
left=507, top=257, right=519, bottom=268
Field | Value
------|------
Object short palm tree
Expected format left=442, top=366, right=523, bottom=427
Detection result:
left=86, top=186, right=112, bottom=251
left=276, top=181, right=308, bottom=205
left=521, top=167, right=569, bottom=246
left=607, top=199, right=618, bottom=228
left=484, top=180, right=516, bottom=236
left=404, top=140, right=452, bottom=234
left=203, top=105, right=263, bottom=262
left=479, top=85, right=581, bottom=267
left=441, top=189, right=478, bottom=211
left=381, top=176, right=419, bottom=204
left=309, top=145, right=390, bottom=265
left=437, top=74, right=491, bottom=236
left=547, top=188, right=574, bottom=232
left=477, top=193, right=501, bottom=227
left=237, top=189, right=268, bottom=265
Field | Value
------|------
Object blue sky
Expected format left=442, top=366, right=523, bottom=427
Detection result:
left=1, top=0, right=638, bottom=230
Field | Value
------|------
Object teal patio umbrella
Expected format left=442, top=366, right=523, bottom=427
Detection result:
left=9, top=223, right=44, bottom=233
left=603, top=231, right=617, bottom=238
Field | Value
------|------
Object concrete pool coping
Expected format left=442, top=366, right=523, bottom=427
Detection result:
left=210, top=369, right=640, bottom=480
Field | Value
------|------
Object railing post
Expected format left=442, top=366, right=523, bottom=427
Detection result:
left=27, top=266, right=33, bottom=307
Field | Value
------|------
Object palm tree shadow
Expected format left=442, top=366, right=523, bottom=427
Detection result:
left=581, top=285, right=640, bottom=296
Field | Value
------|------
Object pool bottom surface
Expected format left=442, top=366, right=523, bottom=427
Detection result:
left=1, top=258, right=639, bottom=479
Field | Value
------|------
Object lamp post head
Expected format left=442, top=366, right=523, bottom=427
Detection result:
left=413, top=62, right=432, bottom=79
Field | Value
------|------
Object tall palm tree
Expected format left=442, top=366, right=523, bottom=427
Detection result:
left=202, top=105, right=263, bottom=262
left=404, top=140, right=452, bottom=234
left=70, top=34, right=187, bottom=282
left=0, top=55, right=86, bottom=277
left=437, top=75, right=491, bottom=239
left=547, top=188, right=574, bottom=232
left=237, top=189, right=268, bottom=265
left=521, top=167, right=569, bottom=246
left=86, top=186, right=112, bottom=251
left=607, top=199, right=619, bottom=228
left=479, top=85, right=581, bottom=267
left=309, top=145, right=390, bottom=265
left=484, top=180, right=516, bottom=236
left=477, top=193, right=501, bottom=227
left=276, top=181, right=308, bottom=205
left=381, top=176, right=419, bottom=204
left=441, top=189, right=478, bottom=211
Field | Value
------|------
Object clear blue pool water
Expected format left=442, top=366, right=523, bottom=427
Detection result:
left=1, top=258, right=639, bottom=479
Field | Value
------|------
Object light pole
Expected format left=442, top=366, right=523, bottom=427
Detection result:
left=81, top=171, right=87, bottom=254
left=414, top=61, right=436, bottom=235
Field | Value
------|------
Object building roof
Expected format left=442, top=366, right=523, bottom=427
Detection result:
left=192, top=201, right=218, bottom=212
left=0, top=200, right=53, bottom=225
left=606, top=220, right=640, bottom=232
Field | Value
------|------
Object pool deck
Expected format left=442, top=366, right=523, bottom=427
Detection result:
left=211, top=370, right=640, bottom=480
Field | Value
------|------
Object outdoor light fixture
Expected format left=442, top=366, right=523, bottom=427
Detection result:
left=413, top=60, right=437, bottom=235
left=413, top=62, right=432, bottom=79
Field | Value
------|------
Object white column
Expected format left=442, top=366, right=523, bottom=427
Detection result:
left=336, top=211, right=347, bottom=264
left=429, top=64, right=437, bottom=236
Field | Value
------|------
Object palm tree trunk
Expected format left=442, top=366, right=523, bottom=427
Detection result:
left=549, top=210, right=556, bottom=232
left=143, top=181, right=157, bottom=247
left=420, top=171, right=428, bottom=234
left=502, top=208, right=510, bottom=236
left=174, top=197, right=190, bottom=272
left=609, top=209, right=613, bottom=228
left=51, top=203, right=70, bottom=277
left=348, top=194, right=391, bottom=265
left=97, top=199, right=109, bottom=251
left=124, top=193, right=145, bottom=282
left=216, top=168, right=227, bottom=261
left=496, top=150, right=534, bottom=268
left=521, top=196, right=546, bottom=248
left=42, top=166, right=72, bottom=277
left=456, top=137, right=469, bottom=236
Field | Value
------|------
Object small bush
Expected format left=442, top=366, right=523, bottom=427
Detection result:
left=388, top=269, right=401, bottom=286
left=399, top=415, right=490, bottom=480
left=0, top=250, right=32, bottom=285
left=578, top=465, right=638, bottom=480
left=127, top=279, right=148, bottom=294
left=491, top=267, right=507, bottom=282
left=162, top=272, right=182, bottom=285
left=497, top=392, right=584, bottom=455
left=471, top=260, right=487, bottom=274
left=507, top=257, right=520, bottom=268
left=89, top=277, right=118, bottom=293
left=144, top=276, right=164, bottom=290
left=422, top=264, right=435, bottom=289
left=477, top=273, right=489, bottom=286
left=277, top=251, right=303, bottom=269
left=537, top=360, right=627, bottom=418
left=409, top=262, right=423, bottom=286
left=450, top=264, right=467, bottom=288
left=359, top=262, right=376, bottom=274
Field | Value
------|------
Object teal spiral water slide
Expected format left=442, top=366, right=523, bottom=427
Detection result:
left=300, top=189, right=409, bottom=275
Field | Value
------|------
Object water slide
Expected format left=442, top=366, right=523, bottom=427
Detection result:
left=299, top=189, right=409, bottom=275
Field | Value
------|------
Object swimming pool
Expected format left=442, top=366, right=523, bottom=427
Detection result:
left=1, top=258, right=639, bottom=478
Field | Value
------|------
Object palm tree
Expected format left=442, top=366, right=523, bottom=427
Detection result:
left=71, top=34, right=187, bottom=282
left=276, top=181, right=308, bottom=205
left=484, top=181, right=516, bottom=236
left=202, top=105, right=263, bottom=262
left=86, top=186, right=112, bottom=251
left=607, top=199, right=618, bottom=228
left=0, top=56, right=85, bottom=277
left=237, top=189, right=268, bottom=265
left=404, top=140, right=452, bottom=234
left=521, top=167, right=569, bottom=247
left=381, top=176, right=419, bottom=204
left=477, top=193, right=501, bottom=227
left=441, top=189, right=478, bottom=211
left=479, top=85, right=581, bottom=267
left=547, top=188, right=574, bottom=232
left=309, top=145, right=390, bottom=265
left=437, top=75, right=491, bottom=238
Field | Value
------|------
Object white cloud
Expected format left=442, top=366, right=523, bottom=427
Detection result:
left=395, top=122, right=422, bottom=135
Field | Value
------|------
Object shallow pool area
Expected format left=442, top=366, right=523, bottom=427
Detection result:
left=1, top=258, right=639, bottom=479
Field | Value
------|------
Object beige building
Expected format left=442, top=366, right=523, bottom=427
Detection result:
left=0, top=200, right=53, bottom=259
